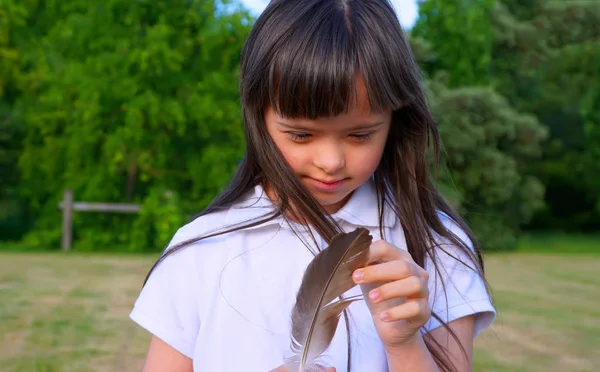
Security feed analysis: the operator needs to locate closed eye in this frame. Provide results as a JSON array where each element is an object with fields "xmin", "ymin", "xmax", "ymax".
[
  {"xmin": 351, "ymin": 133, "xmax": 372, "ymax": 141},
  {"xmin": 287, "ymin": 132, "xmax": 312, "ymax": 141}
]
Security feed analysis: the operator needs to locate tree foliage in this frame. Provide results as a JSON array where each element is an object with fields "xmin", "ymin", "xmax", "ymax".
[
  {"xmin": 426, "ymin": 80, "xmax": 547, "ymax": 249},
  {"xmin": 8, "ymin": 0, "xmax": 252, "ymax": 250},
  {"xmin": 0, "ymin": 0, "xmax": 596, "ymax": 251},
  {"xmin": 490, "ymin": 0, "xmax": 600, "ymax": 230},
  {"xmin": 413, "ymin": 1, "xmax": 549, "ymax": 249},
  {"xmin": 412, "ymin": 0, "xmax": 495, "ymax": 87},
  {"xmin": 0, "ymin": 1, "xmax": 29, "ymax": 237},
  {"xmin": 582, "ymin": 50, "xmax": 600, "ymax": 214}
]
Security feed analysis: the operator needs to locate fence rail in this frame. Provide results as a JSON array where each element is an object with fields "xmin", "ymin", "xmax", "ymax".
[{"xmin": 58, "ymin": 189, "xmax": 141, "ymax": 251}]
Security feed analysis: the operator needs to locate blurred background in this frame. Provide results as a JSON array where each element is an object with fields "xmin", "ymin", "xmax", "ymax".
[{"xmin": 0, "ymin": 0, "xmax": 598, "ymax": 371}]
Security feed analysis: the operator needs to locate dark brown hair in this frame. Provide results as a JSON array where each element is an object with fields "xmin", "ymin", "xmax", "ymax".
[{"xmin": 145, "ymin": 1, "xmax": 487, "ymax": 370}]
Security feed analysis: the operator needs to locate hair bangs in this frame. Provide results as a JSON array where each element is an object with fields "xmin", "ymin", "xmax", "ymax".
[{"xmin": 262, "ymin": 1, "xmax": 409, "ymax": 120}]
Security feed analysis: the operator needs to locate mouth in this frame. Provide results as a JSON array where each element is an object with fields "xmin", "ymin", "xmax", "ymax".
[
  {"xmin": 318, "ymin": 179, "xmax": 344, "ymax": 185},
  {"xmin": 308, "ymin": 177, "xmax": 348, "ymax": 191}
]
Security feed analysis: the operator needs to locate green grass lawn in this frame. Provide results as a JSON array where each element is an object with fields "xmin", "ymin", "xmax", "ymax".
[
  {"xmin": 0, "ymin": 242, "xmax": 598, "ymax": 371},
  {"xmin": 473, "ymin": 252, "xmax": 599, "ymax": 371}
]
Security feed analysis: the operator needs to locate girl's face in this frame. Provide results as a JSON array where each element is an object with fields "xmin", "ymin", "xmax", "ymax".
[{"xmin": 265, "ymin": 78, "xmax": 392, "ymax": 214}]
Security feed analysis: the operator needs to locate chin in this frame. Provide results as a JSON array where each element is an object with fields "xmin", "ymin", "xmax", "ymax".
[{"xmin": 315, "ymin": 193, "xmax": 352, "ymax": 212}]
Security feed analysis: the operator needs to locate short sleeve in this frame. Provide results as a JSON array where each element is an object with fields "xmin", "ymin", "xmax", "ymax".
[
  {"xmin": 129, "ymin": 230, "xmax": 201, "ymax": 358},
  {"xmin": 421, "ymin": 214, "xmax": 496, "ymax": 337}
]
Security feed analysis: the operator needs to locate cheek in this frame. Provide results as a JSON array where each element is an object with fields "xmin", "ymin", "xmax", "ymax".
[
  {"xmin": 349, "ymin": 137, "xmax": 387, "ymax": 175},
  {"xmin": 349, "ymin": 147, "xmax": 383, "ymax": 175},
  {"xmin": 271, "ymin": 137, "xmax": 308, "ymax": 171},
  {"xmin": 281, "ymin": 150, "xmax": 305, "ymax": 171}
]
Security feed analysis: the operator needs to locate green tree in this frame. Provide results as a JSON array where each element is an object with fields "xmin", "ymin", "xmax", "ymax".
[
  {"xmin": 491, "ymin": 0, "xmax": 600, "ymax": 230},
  {"xmin": 0, "ymin": 1, "xmax": 30, "ymax": 238},
  {"xmin": 15, "ymin": 0, "xmax": 253, "ymax": 250},
  {"xmin": 412, "ymin": 2, "xmax": 548, "ymax": 249},
  {"xmin": 412, "ymin": 0, "xmax": 496, "ymax": 87},
  {"xmin": 426, "ymin": 79, "xmax": 547, "ymax": 250},
  {"xmin": 582, "ymin": 52, "xmax": 600, "ymax": 214}
]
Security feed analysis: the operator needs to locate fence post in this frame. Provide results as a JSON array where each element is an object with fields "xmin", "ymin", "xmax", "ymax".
[{"xmin": 61, "ymin": 189, "xmax": 73, "ymax": 251}]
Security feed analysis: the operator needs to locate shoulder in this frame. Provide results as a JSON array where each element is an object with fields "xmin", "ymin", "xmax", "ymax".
[
  {"xmin": 128, "ymin": 210, "xmax": 235, "ymax": 359},
  {"xmin": 422, "ymin": 211, "xmax": 495, "ymax": 337},
  {"xmin": 167, "ymin": 208, "xmax": 231, "ymax": 251},
  {"xmin": 158, "ymin": 190, "xmax": 280, "ymax": 268},
  {"xmin": 166, "ymin": 184, "xmax": 278, "ymax": 253},
  {"xmin": 149, "ymin": 209, "xmax": 232, "ymax": 276},
  {"xmin": 426, "ymin": 210, "xmax": 483, "ymax": 276},
  {"xmin": 436, "ymin": 210, "xmax": 473, "ymax": 248}
]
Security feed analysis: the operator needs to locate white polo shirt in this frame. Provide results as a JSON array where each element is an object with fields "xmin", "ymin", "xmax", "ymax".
[{"xmin": 130, "ymin": 180, "xmax": 496, "ymax": 371}]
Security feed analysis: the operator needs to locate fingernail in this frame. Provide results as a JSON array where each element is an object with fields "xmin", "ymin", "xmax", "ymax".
[
  {"xmin": 369, "ymin": 290, "xmax": 380, "ymax": 302},
  {"xmin": 380, "ymin": 312, "xmax": 390, "ymax": 321},
  {"xmin": 353, "ymin": 269, "xmax": 363, "ymax": 282}
]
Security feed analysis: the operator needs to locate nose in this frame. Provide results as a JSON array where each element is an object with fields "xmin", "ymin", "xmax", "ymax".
[{"xmin": 313, "ymin": 140, "xmax": 345, "ymax": 175}]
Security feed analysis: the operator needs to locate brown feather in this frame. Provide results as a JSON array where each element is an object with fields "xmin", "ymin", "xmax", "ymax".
[{"xmin": 286, "ymin": 228, "xmax": 373, "ymax": 371}]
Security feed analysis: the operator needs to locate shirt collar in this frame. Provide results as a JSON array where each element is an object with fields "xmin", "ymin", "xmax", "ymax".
[
  {"xmin": 223, "ymin": 179, "xmax": 397, "ymax": 231},
  {"xmin": 331, "ymin": 179, "xmax": 397, "ymax": 229}
]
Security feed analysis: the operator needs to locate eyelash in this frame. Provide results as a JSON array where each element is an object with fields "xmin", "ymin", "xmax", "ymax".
[
  {"xmin": 287, "ymin": 132, "xmax": 311, "ymax": 141},
  {"xmin": 286, "ymin": 132, "xmax": 372, "ymax": 142},
  {"xmin": 352, "ymin": 133, "xmax": 372, "ymax": 141}
]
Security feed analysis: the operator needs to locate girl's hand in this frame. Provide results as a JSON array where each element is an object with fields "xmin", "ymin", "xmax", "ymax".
[{"xmin": 352, "ymin": 240, "xmax": 431, "ymax": 351}]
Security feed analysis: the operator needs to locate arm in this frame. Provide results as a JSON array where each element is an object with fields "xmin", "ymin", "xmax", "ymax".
[
  {"xmin": 142, "ymin": 336, "xmax": 193, "ymax": 372},
  {"xmin": 426, "ymin": 315, "xmax": 475, "ymax": 371},
  {"xmin": 385, "ymin": 315, "xmax": 475, "ymax": 372}
]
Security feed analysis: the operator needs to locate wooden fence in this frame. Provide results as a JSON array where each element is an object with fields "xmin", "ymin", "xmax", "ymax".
[{"xmin": 58, "ymin": 189, "xmax": 141, "ymax": 251}]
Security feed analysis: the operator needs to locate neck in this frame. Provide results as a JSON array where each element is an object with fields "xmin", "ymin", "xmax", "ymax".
[
  {"xmin": 263, "ymin": 182, "xmax": 354, "ymax": 219},
  {"xmin": 264, "ymin": 183, "xmax": 308, "ymax": 225}
]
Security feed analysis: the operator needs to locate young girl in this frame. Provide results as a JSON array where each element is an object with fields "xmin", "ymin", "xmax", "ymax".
[{"xmin": 130, "ymin": 0, "xmax": 496, "ymax": 371}]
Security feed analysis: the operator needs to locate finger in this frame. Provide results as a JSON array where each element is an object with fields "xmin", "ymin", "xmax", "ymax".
[
  {"xmin": 366, "ymin": 240, "xmax": 413, "ymax": 264},
  {"xmin": 379, "ymin": 298, "xmax": 431, "ymax": 323},
  {"xmin": 367, "ymin": 276, "xmax": 429, "ymax": 304},
  {"xmin": 353, "ymin": 260, "xmax": 425, "ymax": 284},
  {"xmin": 360, "ymin": 281, "xmax": 406, "ymax": 316}
]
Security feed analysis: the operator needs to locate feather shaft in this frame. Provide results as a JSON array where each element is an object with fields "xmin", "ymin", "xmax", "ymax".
[{"xmin": 287, "ymin": 228, "xmax": 373, "ymax": 371}]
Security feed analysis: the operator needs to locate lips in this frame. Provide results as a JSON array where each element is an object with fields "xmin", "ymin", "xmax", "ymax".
[
  {"xmin": 307, "ymin": 177, "xmax": 348, "ymax": 191},
  {"xmin": 316, "ymin": 179, "xmax": 344, "ymax": 185}
]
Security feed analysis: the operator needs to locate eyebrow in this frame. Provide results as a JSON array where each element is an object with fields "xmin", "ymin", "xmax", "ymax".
[{"xmin": 276, "ymin": 121, "xmax": 384, "ymax": 131}]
